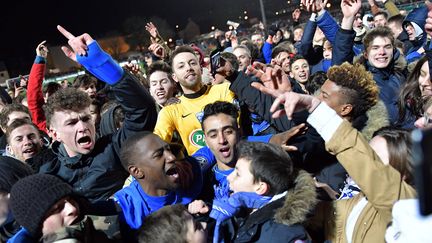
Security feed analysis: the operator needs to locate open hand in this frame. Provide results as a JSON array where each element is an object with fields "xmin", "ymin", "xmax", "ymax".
[
  {"xmin": 270, "ymin": 92, "xmax": 321, "ymax": 120},
  {"xmin": 14, "ymin": 83, "xmax": 25, "ymax": 98},
  {"xmin": 248, "ymin": 62, "xmax": 292, "ymax": 97},
  {"xmin": 341, "ymin": 0, "xmax": 362, "ymax": 19},
  {"xmin": 148, "ymin": 43, "xmax": 165, "ymax": 58},
  {"xmin": 145, "ymin": 22, "xmax": 159, "ymax": 38}
]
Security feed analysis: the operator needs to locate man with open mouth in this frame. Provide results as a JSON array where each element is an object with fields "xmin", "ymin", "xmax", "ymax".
[
  {"xmin": 114, "ymin": 131, "xmax": 203, "ymax": 230},
  {"xmin": 148, "ymin": 61, "xmax": 178, "ymax": 110},
  {"xmin": 4, "ymin": 119, "xmax": 43, "ymax": 165},
  {"xmin": 32, "ymin": 26, "xmax": 158, "ymax": 205}
]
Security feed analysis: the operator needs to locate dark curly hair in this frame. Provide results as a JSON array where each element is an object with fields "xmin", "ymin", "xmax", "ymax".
[
  {"xmin": 327, "ymin": 62, "xmax": 379, "ymax": 119},
  {"xmin": 169, "ymin": 45, "xmax": 197, "ymax": 68},
  {"xmin": 44, "ymin": 88, "xmax": 91, "ymax": 127}
]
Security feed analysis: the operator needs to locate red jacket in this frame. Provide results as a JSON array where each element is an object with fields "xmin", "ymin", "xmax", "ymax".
[{"xmin": 27, "ymin": 62, "xmax": 47, "ymax": 132}]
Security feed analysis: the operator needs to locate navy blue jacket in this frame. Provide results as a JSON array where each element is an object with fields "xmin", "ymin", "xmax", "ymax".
[
  {"xmin": 218, "ymin": 170, "xmax": 316, "ymax": 243},
  {"xmin": 34, "ymin": 72, "xmax": 157, "ymax": 203},
  {"xmin": 297, "ymin": 20, "xmax": 324, "ymax": 68},
  {"xmin": 333, "ymin": 28, "xmax": 407, "ymax": 125}
]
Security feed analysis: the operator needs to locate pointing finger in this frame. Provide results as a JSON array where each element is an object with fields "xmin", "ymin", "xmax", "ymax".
[
  {"xmin": 38, "ymin": 40, "xmax": 47, "ymax": 47},
  {"xmin": 57, "ymin": 25, "xmax": 75, "ymax": 40}
]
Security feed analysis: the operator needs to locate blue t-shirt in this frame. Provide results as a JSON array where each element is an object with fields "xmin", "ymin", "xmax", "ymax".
[{"xmin": 114, "ymin": 157, "xmax": 202, "ymax": 229}]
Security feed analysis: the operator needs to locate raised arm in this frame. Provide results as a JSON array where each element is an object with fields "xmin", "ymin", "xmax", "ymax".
[
  {"xmin": 297, "ymin": 0, "xmax": 326, "ymax": 65},
  {"xmin": 27, "ymin": 41, "xmax": 48, "ymax": 132},
  {"xmin": 332, "ymin": 0, "xmax": 361, "ymax": 65},
  {"xmin": 145, "ymin": 22, "xmax": 172, "ymax": 60},
  {"xmin": 269, "ymin": 91, "xmax": 416, "ymax": 212},
  {"xmin": 57, "ymin": 25, "xmax": 157, "ymax": 153},
  {"xmin": 316, "ymin": 9, "xmax": 339, "ymax": 45}
]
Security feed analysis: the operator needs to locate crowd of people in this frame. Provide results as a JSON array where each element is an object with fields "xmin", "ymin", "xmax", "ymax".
[{"xmin": 1, "ymin": 0, "xmax": 432, "ymax": 242}]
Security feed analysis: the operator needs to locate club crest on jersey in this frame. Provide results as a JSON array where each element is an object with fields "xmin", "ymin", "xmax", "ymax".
[{"xmin": 195, "ymin": 111, "xmax": 204, "ymax": 123}]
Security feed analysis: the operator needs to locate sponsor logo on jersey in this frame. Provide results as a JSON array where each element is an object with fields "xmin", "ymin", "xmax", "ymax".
[{"xmin": 189, "ymin": 129, "xmax": 206, "ymax": 148}]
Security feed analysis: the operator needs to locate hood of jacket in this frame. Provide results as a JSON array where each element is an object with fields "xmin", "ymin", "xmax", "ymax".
[
  {"xmin": 403, "ymin": 6, "xmax": 428, "ymax": 47},
  {"xmin": 274, "ymin": 170, "xmax": 318, "ymax": 226},
  {"xmin": 359, "ymin": 100, "xmax": 390, "ymax": 141}
]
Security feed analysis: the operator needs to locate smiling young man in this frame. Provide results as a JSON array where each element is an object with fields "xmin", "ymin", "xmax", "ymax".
[
  {"xmin": 289, "ymin": 55, "xmax": 311, "ymax": 94},
  {"xmin": 333, "ymin": 0, "xmax": 407, "ymax": 126},
  {"xmin": 147, "ymin": 61, "xmax": 177, "ymax": 109},
  {"xmin": 0, "ymin": 103, "xmax": 32, "ymax": 150},
  {"xmin": 5, "ymin": 119, "xmax": 43, "ymax": 165},
  {"xmin": 153, "ymin": 45, "xmax": 236, "ymax": 155},
  {"xmin": 32, "ymin": 26, "xmax": 157, "ymax": 204}
]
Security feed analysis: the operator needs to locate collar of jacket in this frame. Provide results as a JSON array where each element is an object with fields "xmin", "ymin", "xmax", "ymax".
[
  {"xmin": 274, "ymin": 170, "xmax": 318, "ymax": 226},
  {"xmin": 52, "ymin": 142, "xmax": 92, "ymax": 169}
]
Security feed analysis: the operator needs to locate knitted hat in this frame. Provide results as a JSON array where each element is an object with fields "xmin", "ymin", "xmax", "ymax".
[
  {"xmin": 10, "ymin": 174, "xmax": 74, "ymax": 238},
  {"xmin": 0, "ymin": 156, "xmax": 33, "ymax": 193}
]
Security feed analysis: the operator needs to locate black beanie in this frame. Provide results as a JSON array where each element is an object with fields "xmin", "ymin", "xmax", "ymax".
[
  {"xmin": 10, "ymin": 174, "xmax": 74, "ymax": 238},
  {"xmin": 0, "ymin": 156, "xmax": 34, "ymax": 193}
]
